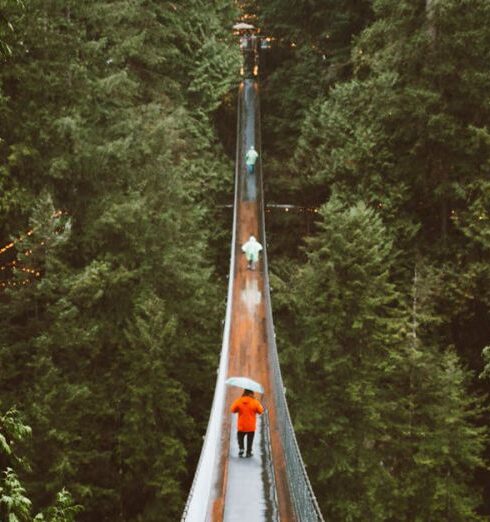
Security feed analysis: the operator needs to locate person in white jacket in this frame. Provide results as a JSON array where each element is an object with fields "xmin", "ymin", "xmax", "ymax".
[{"xmin": 241, "ymin": 235, "xmax": 263, "ymax": 271}]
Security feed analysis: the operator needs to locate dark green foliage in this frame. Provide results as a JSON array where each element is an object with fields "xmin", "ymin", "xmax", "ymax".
[
  {"xmin": 262, "ymin": 0, "xmax": 490, "ymax": 517},
  {"xmin": 280, "ymin": 199, "xmax": 486, "ymax": 520},
  {"xmin": 0, "ymin": 0, "xmax": 238, "ymax": 520},
  {"xmin": 1, "ymin": 0, "xmax": 489, "ymax": 519},
  {"xmin": 0, "ymin": 405, "xmax": 81, "ymax": 521},
  {"xmin": 290, "ymin": 0, "xmax": 490, "ymax": 371},
  {"xmin": 0, "ymin": 468, "xmax": 33, "ymax": 522},
  {"xmin": 256, "ymin": 0, "xmax": 374, "ymax": 137},
  {"xmin": 34, "ymin": 489, "xmax": 81, "ymax": 522},
  {"xmin": 0, "ymin": 0, "xmax": 24, "ymax": 60},
  {"xmin": 281, "ymin": 200, "xmax": 401, "ymax": 520}
]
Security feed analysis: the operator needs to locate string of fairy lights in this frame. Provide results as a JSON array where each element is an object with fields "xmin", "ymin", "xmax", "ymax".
[
  {"xmin": 0, "ymin": 204, "xmax": 486, "ymax": 291},
  {"xmin": 0, "ymin": 210, "xmax": 66, "ymax": 290}
]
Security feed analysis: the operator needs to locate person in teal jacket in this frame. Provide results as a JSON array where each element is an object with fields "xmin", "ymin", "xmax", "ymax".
[{"xmin": 245, "ymin": 146, "xmax": 259, "ymax": 174}]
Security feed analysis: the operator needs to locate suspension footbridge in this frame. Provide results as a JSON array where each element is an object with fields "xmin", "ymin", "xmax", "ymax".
[{"xmin": 182, "ymin": 55, "xmax": 324, "ymax": 521}]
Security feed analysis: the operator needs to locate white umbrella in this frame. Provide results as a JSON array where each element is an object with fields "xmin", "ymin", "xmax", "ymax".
[
  {"xmin": 233, "ymin": 22, "xmax": 255, "ymax": 30},
  {"xmin": 225, "ymin": 376, "xmax": 264, "ymax": 394}
]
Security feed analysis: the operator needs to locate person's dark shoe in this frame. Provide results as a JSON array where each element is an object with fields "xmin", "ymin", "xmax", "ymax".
[
  {"xmin": 239, "ymin": 450, "xmax": 244, "ymax": 458},
  {"xmin": 246, "ymin": 452, "xmax": 253, "ymax": 458}
]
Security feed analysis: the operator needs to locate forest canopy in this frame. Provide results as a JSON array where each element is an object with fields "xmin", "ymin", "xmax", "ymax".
[
  {"xmin": 1, "ymin": 0, "xmax": 489, "ymax": 520},
  {"xmin": 255, "ymin": 0, "xmax": 490, "ymax": 519},
  {"xmin": 1, "ymin": 1, "xmax": 239, "ymax": 520}
]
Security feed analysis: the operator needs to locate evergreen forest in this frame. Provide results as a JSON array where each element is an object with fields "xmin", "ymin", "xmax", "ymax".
[{"xmin": 1, "ymin": 0, "xmax": 489, "ymax": 521}]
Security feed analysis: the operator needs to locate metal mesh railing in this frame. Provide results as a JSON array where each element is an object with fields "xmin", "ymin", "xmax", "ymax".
[{"xmin": 260, "ymin": 408, "xmax": 280, "ymax": 520}]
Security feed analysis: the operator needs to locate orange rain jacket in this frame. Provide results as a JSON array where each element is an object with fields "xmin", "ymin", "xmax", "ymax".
[{"xmin": 230, "ymin": 395, "xmax": 264, "ymax": 432}]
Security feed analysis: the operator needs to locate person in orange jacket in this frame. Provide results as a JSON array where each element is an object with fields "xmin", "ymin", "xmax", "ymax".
[{"xmin": 230, "ymin": 389, "xmax": 264, "ymax": 458}]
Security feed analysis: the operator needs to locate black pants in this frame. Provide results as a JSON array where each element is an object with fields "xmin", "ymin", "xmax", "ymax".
[{"xmin": 237, "ymin": 431, "xmax": 255, "ymax": 454}]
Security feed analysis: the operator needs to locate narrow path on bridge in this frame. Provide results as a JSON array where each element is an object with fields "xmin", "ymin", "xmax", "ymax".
[{"xmin": 222, "ymin": 199, "xmax": 270, "ymax": 521}]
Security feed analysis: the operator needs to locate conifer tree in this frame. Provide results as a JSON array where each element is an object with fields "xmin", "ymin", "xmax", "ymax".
[
  {"xmin": 282, "ymin": 198, "xmax": 487, "ymax": 520},
  {"xmin": 284, "ymin": 198, "xmax": 403, "ymax": 519},
  {"xmin": 0, "ymin": 0, "xmax": 239, "ymax": 519},
  {"xmin": 251, "ymin": 0, "xmax": 490, "ymax": 513}
]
